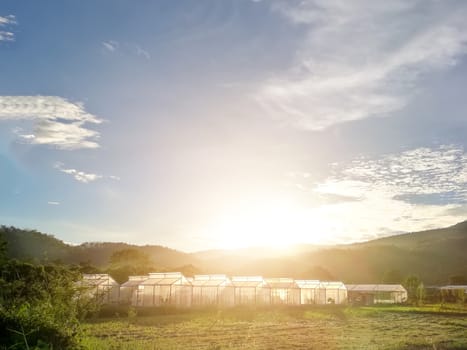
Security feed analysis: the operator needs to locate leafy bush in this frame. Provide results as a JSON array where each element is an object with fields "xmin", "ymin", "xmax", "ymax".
[{"xmin": 0, "ymin": 259, "xmax": 94, "ymax": 349}]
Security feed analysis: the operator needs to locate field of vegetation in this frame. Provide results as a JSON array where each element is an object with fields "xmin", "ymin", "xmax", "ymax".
[
  {"xmin": 81, "ymin": 304, "xmax": 467, "ymax": 350},
  {"xmin": 1, "ymin": 227, "xmax": 466, "ymax": 349}
]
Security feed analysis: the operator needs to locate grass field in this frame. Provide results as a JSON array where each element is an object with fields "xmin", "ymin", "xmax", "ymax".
[{"xmin": 81, "ymin": 304, "xmax": 467, "ymax": 350}]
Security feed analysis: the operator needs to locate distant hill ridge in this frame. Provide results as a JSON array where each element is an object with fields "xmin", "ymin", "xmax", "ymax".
[
  {"xmin": 356, "ymin": 220, "xmax": 467, "ymax": 248},
  {"xmin": 1, "ymin": 220, "xmax": 466, "ymax": 284},
  {"xmin": 0, "ymin": 226, "xmax": 197, "ymax": 269}
]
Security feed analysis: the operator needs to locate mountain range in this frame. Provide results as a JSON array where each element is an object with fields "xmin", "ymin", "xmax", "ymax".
[{"xmin": 1, "ymin": 221, "xmax": 466, "ymax": 285}]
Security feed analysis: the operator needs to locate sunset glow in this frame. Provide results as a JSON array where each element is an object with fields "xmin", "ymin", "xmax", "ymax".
[
  {"xmin": 1, "ymin": 1, "xmax": 467, "ymax": 251},
  {"xmin": 205, "ymin": 200, "xmax": 327, "ymax": 249}
]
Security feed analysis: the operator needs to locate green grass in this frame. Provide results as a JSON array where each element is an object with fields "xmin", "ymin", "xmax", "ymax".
[{"xmin": 81, "ymin": 304, "xmax": 467, "ymax": 350}]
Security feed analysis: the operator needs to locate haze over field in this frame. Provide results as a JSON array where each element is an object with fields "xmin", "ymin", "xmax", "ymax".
[{"xmin": 1, "ymin": 1, "xmax": 467, "ymax": 251}]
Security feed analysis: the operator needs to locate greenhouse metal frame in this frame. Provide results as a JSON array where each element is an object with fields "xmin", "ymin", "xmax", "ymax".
[
  {"xmin": 295, "ymin": 280, "xmax": 322, "ymax": 304},
  {"xmin": 120, "ymin": 275, "xmax": 148, "ymax": 305},
  {"xmin": 85, "ymin": 271, "xmax": 355, "ymax": 307},
  {"xmin": 190, "ymin": 274, "xmax": 235, "ymax": 306},
  {"xmin": 81, "ymin": 273, "xmax": 120, "ymax": 304},
  {"xmin": 346, "ymin": 284, "xmax": 407, "ymax": 304},
  {"xmin": 231, "ymin": 276, "xmax": 271, "ymax": 305},
  {"xmin": 319, "ymin": 281, "xmax": 347, "ymax": 304},
  {"xmin": 265, "ymin": 278, "xmax": 301, "ymax": 305},
  {"xmin": 137, "ymin": 272, "xmax": 192, "ymax": 307}
]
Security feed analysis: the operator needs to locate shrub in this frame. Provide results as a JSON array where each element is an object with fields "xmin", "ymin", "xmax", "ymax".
[{"xmin": 0, "ymin": 260, "xmax": 94, "ymax": 349}]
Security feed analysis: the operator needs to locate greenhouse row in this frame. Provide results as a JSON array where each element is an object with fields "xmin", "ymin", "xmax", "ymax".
[{"xmin": 82, "ymin": 273, "xmax": 408, "ymax": 307}]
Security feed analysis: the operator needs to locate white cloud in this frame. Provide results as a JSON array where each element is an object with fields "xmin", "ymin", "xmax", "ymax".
[
  {"xmin": 0, "ymin": 15, "xmax": 16, "ymax": 42},
  {"xmin": 102, "ymin": 40, "xmax": 119, "ymax": 52},
  {"xmin": 337, "ymin": 145, "xmax": 467, "ymax": 198},
  {"xmin": 0, "ymin": 15, "xmax": 15, "ymax": 26},
  {"xmin": 135, "ymin": 45, "xmax": 150, "ymax": 60},
  {"xmin": 0, "ymin": 31, "xmax": 14, "ymax": 41},
  {"xmin": 0, "ymin": 96, "xmax": 102, "ymax": 149},
  {"xmin": 47, "ymin": 201, "xmax": 60, "ymax": 205},
  {"xmin": 101, "ymin": 40, "xmax": 150, "ymax": 59},
  {"xmin": 256, "ymin": 1, "xmax": 467, "ymax": 130},
  {"xmin": 54, "ymin": 162, "xmax": 120, "ymax": 184},
  {"xmin": 54, "ymin": 162, "xmax": 103, "ymax": 184},
  {"xmin": 307, "ymin": 145, "xmax": 467, "ymax": 241}
]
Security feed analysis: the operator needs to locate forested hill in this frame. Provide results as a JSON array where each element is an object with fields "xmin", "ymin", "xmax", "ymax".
[
  {"xmin": 0, "ymin": 226, "xmax": 70, "ymax": 262},
  {"xmin": 192, "ymin": 221, "xmax": 467, "ymax": 284},
  {"xmin": 1, "ymin": 221, "xmax": 466, "ymax": 285},
  {"xmin": 0, "ymin": 226, "xmax": 197, "ymax": 270}
]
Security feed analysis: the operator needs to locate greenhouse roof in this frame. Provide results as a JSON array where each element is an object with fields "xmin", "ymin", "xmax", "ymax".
[
  {"xmin": 231, "ymin": 276, "xmax": 266, "ymax": 288},
  {"xmin": 440, "ymin": 285, "xmax": 467, "ymax": 291},
  {"xmin": 82, "ymin": 274, "xmax": 118, "ymax": 287},
  {"xmin": 121, "ymin": 276, "xmax": 148, "ymax": 287},
  {"xmin": 136, "ymin": 272, "xmax": 190, "ymax": 286},
  {"xmin": 346, "ymin": 284, "xmax": 406, "ymax": 292},
  {"xmin": 148, "ymin": 272, "xmax": 185, "ymax": 279},
  {"xmin": 265, "ymin": 278, "xmax": 298, "ymax": 289},
  {"xmin": 192, "ymin": 279, "xmax": 231, "ymax": 287},
  {"xmin": 295, "ymin": 280, "xmax": 321, "ymax": 288},
  {"xmin": 320, "ymin": 281, "xmax": 346, "ymax": 289},
  {"xmin": 141, "ymin": 277, "xmax": 187, "ymax": 286},
  {"xmin": 192, "ymin": 275, "xmax": 232, "ymax": 287},
  {"xmin": 194, "ymin": 274, "xmax": 229, "ymax": 280}
]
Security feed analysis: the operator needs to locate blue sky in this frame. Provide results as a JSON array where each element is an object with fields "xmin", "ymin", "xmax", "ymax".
[{"xmin": 1, "ymin": 0, "xmax": 467, "ymax": 251}]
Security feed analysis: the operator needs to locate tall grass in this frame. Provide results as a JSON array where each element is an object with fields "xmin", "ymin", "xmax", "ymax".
[{"xmin": 82, "ymin": 304, "xmax": 467, "ymax": 350}]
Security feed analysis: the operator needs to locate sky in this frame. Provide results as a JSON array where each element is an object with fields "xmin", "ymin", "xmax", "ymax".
[{"xmin": 1, "ymin": 0, "xmax": 467, "ymax": 252}]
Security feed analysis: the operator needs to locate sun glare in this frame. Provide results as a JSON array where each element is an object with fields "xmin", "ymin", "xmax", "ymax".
[{"xmin": 206, "ymin": 199, "xmax": 332, "ymax": 250}]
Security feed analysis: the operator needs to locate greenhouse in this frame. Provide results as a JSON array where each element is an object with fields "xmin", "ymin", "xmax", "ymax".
[
  {"xmin": 231, "ymin": 276, "xmax": 271, "ymax": 305},
  {"xmin": 137, "ymin": 272, "xmax": 192, "ymax": 307},
  {"xmin": 81, "ymin": 274, "xmax": 120, "ymax": 304},
  {"xmin": 265, "ymin": 278, "xmax": 301, "ymax": 305},
  {"xmin": 295, "ymin": 280, "xmax": 321, "ymax": 304},
  {"xmin": 439, "ymin": 285, "xmax": 467, "ymax": 303},
  {"xmin": 119, "ymin": 275, "xmax": 148, "ymax": 305},
  {"xmin": 346, "ymin": 284, "xmax": 407, "ymax": 304},
  {"xmin": 190, "ymin": 274, "xmax": 235, "ymax": 306},
  {"xmin": 319, "ymin": 281, "xmax": 347, "ymax": 304},
  {"xmin": 295, "ymin": 280, "xmax": 347, "ymax": 304}
]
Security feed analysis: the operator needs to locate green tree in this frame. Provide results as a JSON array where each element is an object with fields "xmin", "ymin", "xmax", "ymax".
[
  {"xmin": 78, "ymin": 260, "xmax": 101, "ymax": 274},
  {"xmin": 0, "ymin": 260, "xmax": 91, "ymax": 349},
  {"xmin": 0, "ymin": 234, "xmax": 95, "ymax": 349},
  {"xmin": 416, "ymin": 282, "xmax": 426, "ymax": 305},
  {"xmin": 173, "ymin": 264, "xmax": 203, "ymax": 277},
  {"xmin": 107, "ymin": 248, "xmax": 156, "ymax": 284},
  {"xmin": 0, "ymin": 233, "xmax": 7, "ymax": 265},
  {"xmin": 403, "ymin": 275, "xmax": 422, "ymax": 304},
  {"xmin": 109, "ymin": 248, "xmax": 152, "ymax": 267}
]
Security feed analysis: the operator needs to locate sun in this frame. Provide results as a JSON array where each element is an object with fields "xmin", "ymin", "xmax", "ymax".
[{"xmin": 205, "ymin": 198, "xmax": 331, "ymax": 250}]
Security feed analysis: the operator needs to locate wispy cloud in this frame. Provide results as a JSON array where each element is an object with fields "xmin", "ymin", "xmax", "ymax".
[
  {"xmin": 47, "ymin": 201, "xmax": 60, "ymax": 205},
  {"xmin": 54, "ymin": 162, "xmax": 120, "ymax": 184},
  {"xmin": 306, "ymin": 145, "xmax": 467, "ymax": 240},
  {"xmin": 335, "ymin": 145, "xmax": 467, "ymax": 201},
  {"xmin": 0, "ymin": 15, "xmax": 15, "ymax": 26},
  {"xmin": 0, "ymin": 31, "xmax": 14, "ymax": 42},
  {"xmin": 102, "ymin": 40, "xmax": 119, "ymax": 52},
  {"xmin": 102, "ymin": 40, "xmax": 150, "ymax": 59},
  {"xmin": 54, "ymin": 162, "xmax": 103, "ymax": 184},
  {"xmin": 0, "ymin": 96, "xmax": 102, "ymax": 150},
  {"xmin": 256, "ymin": 1, "xmax": 467, "ymax": 130},
  {"xmin": 0, "ymin": 14, "xmax": 16, "ymax": 42},
  {"xmin": 135, "ymin": 45, "xmax": 150, "ymax": 60}
]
